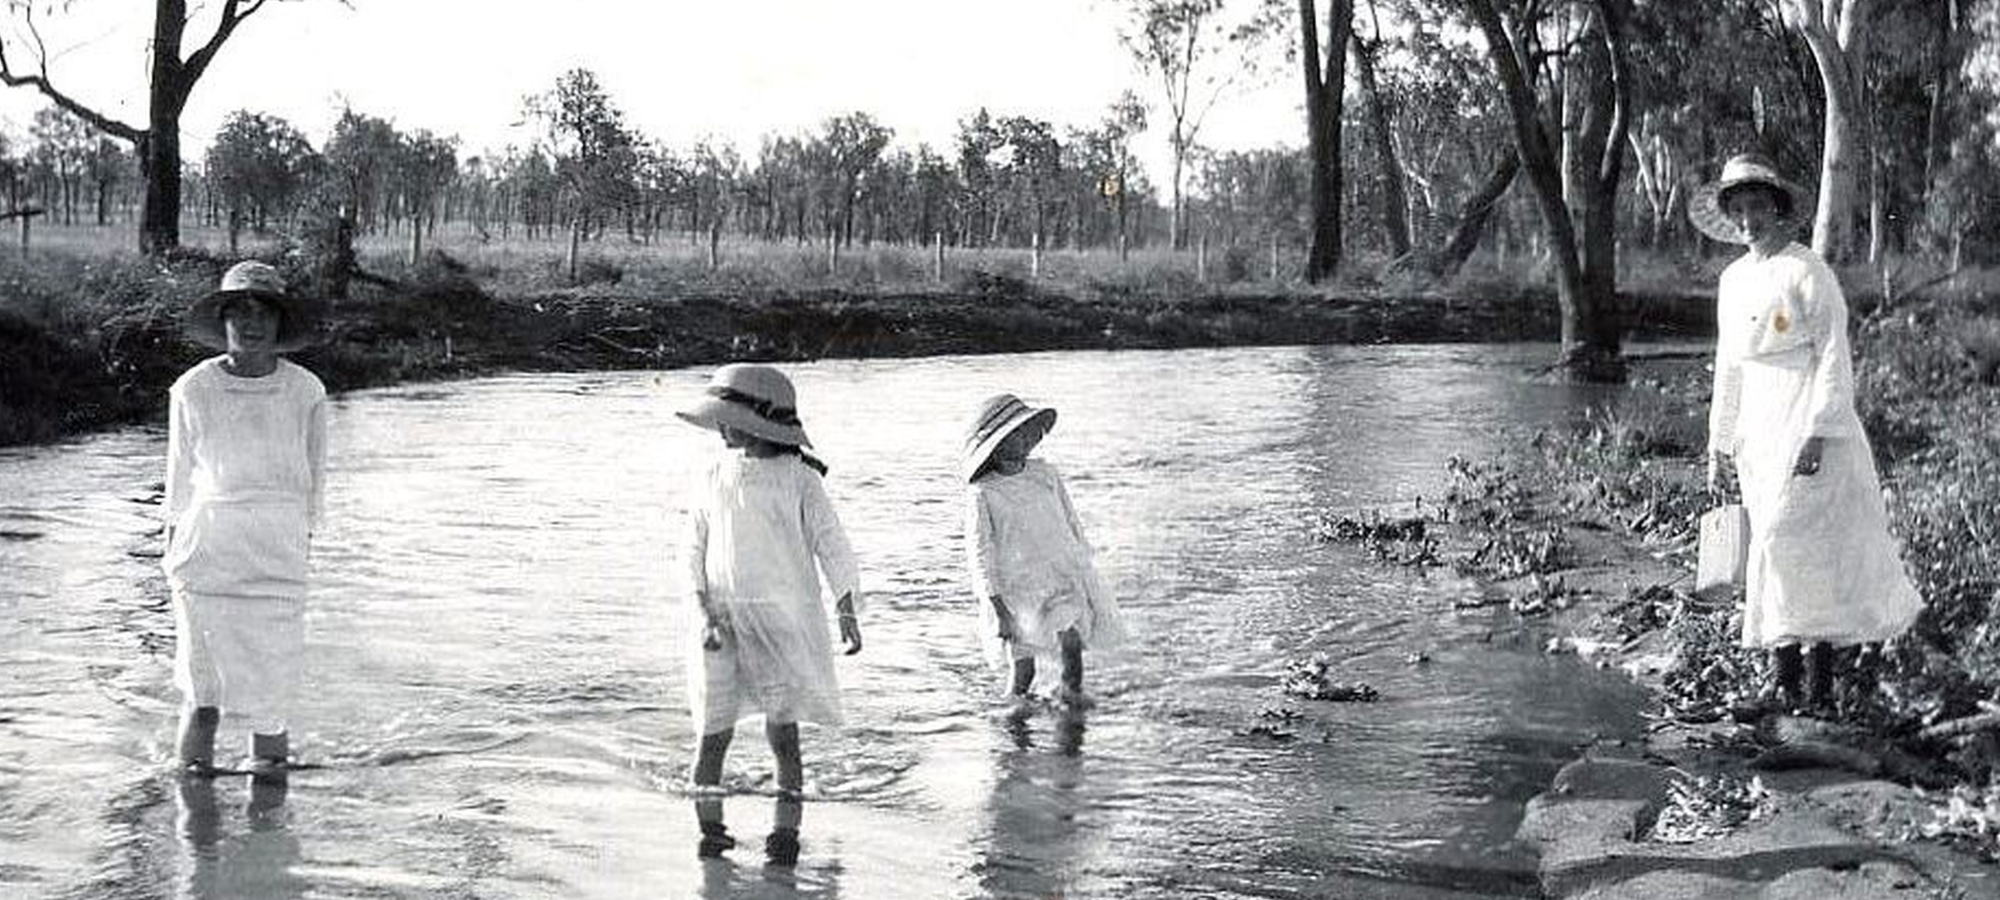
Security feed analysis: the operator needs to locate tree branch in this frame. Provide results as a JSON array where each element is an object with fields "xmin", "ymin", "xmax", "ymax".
[
  {"xmin": 182, "ymin": 0, "xmax": 271, "ymax": 89},
  {"xmin": 0, "ymin": 7, "xmax": 144, "ymax": 143},
  {"xmin": 1596, "ymin": 0, "xmax": 1631, "ymax": 191}
]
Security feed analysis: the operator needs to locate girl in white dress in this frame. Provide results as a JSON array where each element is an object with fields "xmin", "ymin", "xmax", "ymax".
[
  {"xmin": 164, "ymin": 261, "xmax": 326, "ymax": 775},
  {"xmin": 1690, "ymin": 154, "xmax": 1923, "ymax": 716},
  {"xmin": 676, "ymin": 363, "xmax": 861, "ymax": 865},
  {"xmin": 961, "ymin": 393, "xmax": 1125, "ymax": 713}
]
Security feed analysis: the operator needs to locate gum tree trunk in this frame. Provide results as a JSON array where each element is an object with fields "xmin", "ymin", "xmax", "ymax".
[
  {"xmin": 1299, "ymin": 0, "xmax": 1353, "ymax": 283},
  {"xmin": 0, "ymin": 0, "xmax": 279, "ymax": 254}
]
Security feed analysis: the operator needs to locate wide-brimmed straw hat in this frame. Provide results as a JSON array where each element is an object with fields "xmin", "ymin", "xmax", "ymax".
[
  {"xmin": 1688, "ymin": 153, "xmax": 1810, "ymax": 245},
  {"xmin": 184, "ymin": 261, "xmax": 320, "ymax": 352},
  {"xmin": 961, "ymin": 393, "xmax": 1057, "ymax": 482},
  {"xmin": 676, "ymin": 363, "xmax": 814, "ymax": 448}
]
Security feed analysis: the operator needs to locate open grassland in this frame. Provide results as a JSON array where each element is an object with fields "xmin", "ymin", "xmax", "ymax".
[
  {"xmin": 1, "ymin": 219, "xmax": 1989, "ymax": 450},
  {"xmin": 34, "ymin": 217, "xmax": 1755, "ymax": 303}
]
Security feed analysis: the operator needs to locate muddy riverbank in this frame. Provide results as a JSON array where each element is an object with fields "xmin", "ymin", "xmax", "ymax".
[
  {"xmin": 0, "ymin": 255, "xmax": 1714, "ymax": 446},
  {"xmin": 1318, "ymin": 349, "xmax": 2000, "ymax": 898}
]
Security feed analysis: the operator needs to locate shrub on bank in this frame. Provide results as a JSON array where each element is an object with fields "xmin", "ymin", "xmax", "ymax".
[
  {"xmin": 1410, "ymin": 287, "xmax": 2000, "ymax": 840},
  {"xmin": 0, "ymin": 251, "xmax": 224, "ymax": 444}
]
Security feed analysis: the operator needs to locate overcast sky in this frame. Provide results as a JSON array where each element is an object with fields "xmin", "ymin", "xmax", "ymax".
[{"xmin": 0, "ymin": 0, "xmax": 1305, "ymax": 188}]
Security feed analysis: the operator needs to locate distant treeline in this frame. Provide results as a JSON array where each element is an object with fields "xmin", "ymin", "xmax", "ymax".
[{"xmin": 3, "ymin": 0, "xmax": 1995, "ymax": 269}]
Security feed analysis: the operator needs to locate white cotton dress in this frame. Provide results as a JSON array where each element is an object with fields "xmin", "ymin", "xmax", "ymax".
[
  {"xmin": 163, "ymin": 357, "xmax": 327, "ymax": 732},
  {"xmin": 964, "ymin": 459, "xmax": 1127, "ymax": 683},
  {"xmin": 682, "ymin": 453, "xmax": 859, "ymax": 735},
  {"xmin": 1708, "ymin": 243, "xmax": 1923, "ymax": 648}
]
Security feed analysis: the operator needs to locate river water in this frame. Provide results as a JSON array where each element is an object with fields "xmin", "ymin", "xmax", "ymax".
[{"xmin": 0, "ymin": 344, "xmax": 1656, "ymax": 899}]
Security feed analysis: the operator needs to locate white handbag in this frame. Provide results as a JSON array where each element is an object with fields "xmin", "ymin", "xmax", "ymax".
[{"xmin": 1695, "ymin": 504, "xmax": 1749, "ymax": 599}]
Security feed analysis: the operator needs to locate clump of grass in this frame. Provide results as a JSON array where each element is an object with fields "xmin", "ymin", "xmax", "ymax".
[
  {"xmin": 1957, "ymin": 318, "xmax": 2000, "ymax": 386},
  {"xmin": 1648, "ymin": 770, "xmax": 1776, "ymax": 843}
]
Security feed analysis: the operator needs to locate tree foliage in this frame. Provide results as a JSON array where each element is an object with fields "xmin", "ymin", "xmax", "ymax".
[
  {"xmin": 0, "ymin": 0, "xmax": 1992, "ymax": 278},
  {"xmin": 205, "ymin": 109, "xmax": 315, "ymax": 241}
]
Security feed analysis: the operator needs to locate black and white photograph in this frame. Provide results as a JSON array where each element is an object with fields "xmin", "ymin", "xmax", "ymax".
[{"xmin": 2, "ymin": 1, "xmax": 1999, "ymax": 898}]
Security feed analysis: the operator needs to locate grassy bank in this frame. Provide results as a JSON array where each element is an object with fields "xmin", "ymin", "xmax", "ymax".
[
  {"xmin": 1318, "ymin": 276, "xmax": 2000, "ymax": 854},
  {"xmin": 0, "ymin": 228, "xmax": 1718, "ymax": 447}
]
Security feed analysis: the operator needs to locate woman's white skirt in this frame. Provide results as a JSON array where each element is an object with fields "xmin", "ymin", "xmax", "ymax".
[{"xmin": 173, "ymin": 590, "xmax": 305, "ymax": 732}]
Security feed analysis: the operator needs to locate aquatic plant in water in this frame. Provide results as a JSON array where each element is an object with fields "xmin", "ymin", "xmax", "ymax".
[
  {"xmin": 1280, "ymin": 653, "xmax": 1380, "ymax": 703},
  {"xmin": 1312, "ymin": 508, "xmax": 1442, "ymax": 569}
]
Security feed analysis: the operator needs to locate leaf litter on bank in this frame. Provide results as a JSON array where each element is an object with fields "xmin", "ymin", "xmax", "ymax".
[{"xmin": 1648, "ymin": 769, "xmax": 1776, "ymax": 843}]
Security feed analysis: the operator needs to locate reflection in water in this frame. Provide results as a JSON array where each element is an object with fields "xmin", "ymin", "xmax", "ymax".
[
  {"xmin": 173, "ymin": 774, "xmax": 302, "ymax": 900},
  {"xmin": 0, "ymin": 346, "xmax": 1690, "ymax": 899},
  {"xmin": 693, "ymin": 792, "xmax": 842, "ymax": 899},
  {"xmin": 980, "ymin": 710, "xmax": 1092, "ymax": 899}
]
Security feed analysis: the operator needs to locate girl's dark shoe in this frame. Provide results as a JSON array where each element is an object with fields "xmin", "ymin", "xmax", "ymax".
[
  {"xmin": 765, "ymin": 826, "xmax": 800, "ymax": 867},
  {"xmin": 698, "ymin": 821, "xmax": 736, "ymax": 859}
]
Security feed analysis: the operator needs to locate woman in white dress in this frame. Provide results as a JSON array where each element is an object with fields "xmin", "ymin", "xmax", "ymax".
[
  {"xmin": 1691, "ymin": 154, "xmax": 1923, "ymax": 716},
  {"xmin": 164, "ymin": 261, "xmax": 326, "ymax": 774}
]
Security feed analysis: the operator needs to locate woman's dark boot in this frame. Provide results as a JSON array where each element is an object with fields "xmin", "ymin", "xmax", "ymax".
[
  {"xmin": 1771, "ymin": 644, "xmax": 1804, "ymax": 713},
  {"xmin": 1804, "ymin": 642, "xmax": 1836, "ymax": 716}
]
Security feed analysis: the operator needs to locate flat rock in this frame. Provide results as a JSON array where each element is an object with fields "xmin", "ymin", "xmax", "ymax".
[
  {"xmin": 1751, "ymin": 741, "xmax": 1883, "ymax": 777},
  {"xmin": 1519, "ymin": 796, "xmax": 1647, "ymax": 852},
  {"xmin": 1573, "ymin": 859, "xmax": 1925, "ymax": 900},
  {"xmin": 1764, "ymin": 715, "xmax": 1869, "ymax": 747},
  {"xmin": 1539, "ymin": 803, "xmax": 1908, "ymax": 896},
  {"xmin": 1550, "ymin": 757, "xmax": 1675, "ymax": 825},
  {"xmin": 1801, "ymin": 779, "xmax": 1930, "ymax": 837}
]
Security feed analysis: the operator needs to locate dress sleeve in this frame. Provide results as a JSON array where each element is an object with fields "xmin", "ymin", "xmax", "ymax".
[
  {"xmin": 801, "ymin": 470, "xmax": 860, "ymax": 607},
  {"xmin": 1707, "ymin": 284, "xmax": 1742, "ymax": 460},
  {"xmin": 964, "ymin": 487, "xmax": 1001, "ymax": 602},
  {"xmin": 1800, "ymin": 257, "xmax": 1859, "ymax": 440},
  {"xmin": 164, "ymin": 382, "xmax": 194, "ymax": 527},
  {"xmin": 682, "ymin": 468, "xmax": 710, "ymax": 599},
  {"xmin": 1051, "ymin": 467, "xmax": 1094, "ymax": 555},
  {"xmin": 306, "ymin": 394, "xmax": 328, "ymax": 531}
]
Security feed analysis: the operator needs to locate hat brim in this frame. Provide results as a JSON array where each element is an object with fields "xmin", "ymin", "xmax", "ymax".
[
  {"xmin": 185, "ymin": 289, "xmax": 320, "ymax": 352},
  {"xmin": 960, "ymin": 406, "xmax": 1056, "ymax": 482},
  {"xmin": 1688, "ymin": 174, "xmax": 1809, "ymax": 245},
  {"xmin": 676, "ymin": 397, "xmax": 813, "ymax": 448}
]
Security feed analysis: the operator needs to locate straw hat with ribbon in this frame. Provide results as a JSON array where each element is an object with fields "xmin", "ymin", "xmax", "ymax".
[
  {"xmin": 1688, "ymin": 153, "xmax": 1810, "ymax": 245},
  {"xmin": 960, "ymin": 393, "xmax": 1057, "ymax": 483},
  {"xmin": 677, "ymin": 364, "xmax": 815, "ymax": 449},
  {"xmin": 184, "ymin": 260, "xmax": 320, "ymax": 352}
]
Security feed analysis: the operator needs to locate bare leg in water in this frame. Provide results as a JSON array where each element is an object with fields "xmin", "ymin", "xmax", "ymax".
[
  {"xmin": 178, "ymin": 706, "xmax": 219, "ymax": 775},
  {"xmin": 693, "ymin": 730, "xmax": 736, "ymax": 858},
  {"xmin": 1007, "ymin": 655, "xmax": 1036, "ymax": 717},
  {"xmin": 250, "ymin": 731, "xmax": 289, "ymax": 772},
  {"xmin": 1056, "ymin": 628, "xmax": 1094, "ymax": 710},
  {"xmin": 766, "ymin": 720, "xmax": 803, "ymax": 866}
]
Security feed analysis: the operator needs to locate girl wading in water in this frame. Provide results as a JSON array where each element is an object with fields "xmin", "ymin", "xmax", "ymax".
[
  {"xmin": 1692, "ymin": 154, "xmax": 1923, "ymax": 717},
  {"xmin": 961, "ymin": 393, "xmax": 1126, "ymax": 715},
  {"xmin": 164, "ymin": 261, "xmax": 327, "ymax": 775},
  {"xmin": 676, "ymin": 364, "xmax": 862, "ymax": 866}
]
